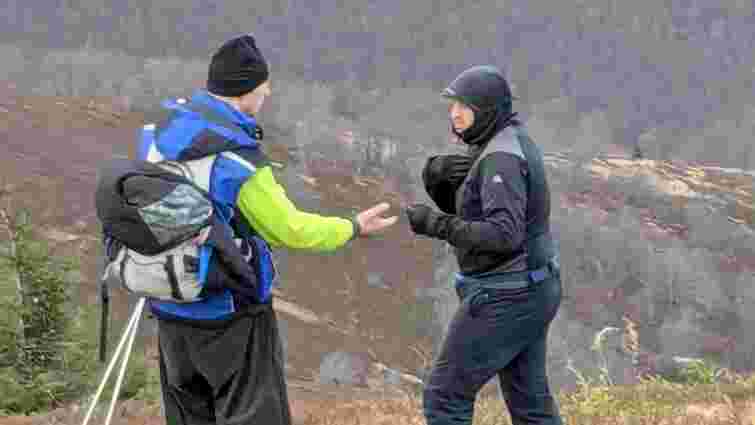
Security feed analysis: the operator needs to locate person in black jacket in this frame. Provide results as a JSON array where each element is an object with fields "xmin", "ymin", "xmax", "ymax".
[{"xmin": 406, "ymin": 65, "xmax": 563, "ymax": 425}]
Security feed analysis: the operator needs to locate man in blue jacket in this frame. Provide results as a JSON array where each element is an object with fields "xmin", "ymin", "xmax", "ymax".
[
  {"xmin": 406, "ymin": 65, "xmax": 563, "ymax": 425},
  {"xmin": 141, "ymin": 34, "xmax": 397, "ymax": 425}
]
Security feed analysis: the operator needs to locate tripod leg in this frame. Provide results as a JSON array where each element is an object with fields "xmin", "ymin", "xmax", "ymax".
[
  {"xmin": 81, "ymin": 297, "xmax": 145, "ymax": 425},
  {"xmin": 99, "ymin": 277, "xmax": 110, "ymax": 364},
  {"xmin": 104, "ymin": 297, "xmax": 144, "ymax": 425}
]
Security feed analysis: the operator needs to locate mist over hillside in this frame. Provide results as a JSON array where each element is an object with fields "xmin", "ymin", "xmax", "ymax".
[{"xmin": 2, "ymin": 0, "xmax": 755, "ymax": 163}]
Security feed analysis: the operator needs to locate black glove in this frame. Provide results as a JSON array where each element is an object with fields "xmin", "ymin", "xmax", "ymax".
[
  {"xmin": 422, "ymin": 155, "xmax": 473, "ymax": 215},
  {"xmin": 422, "ymin": 154, "xmax": 473, "ymax": 189},
  {"xmin": 405, "ymin": 204, "xmax": 452, "ymax": 239}
]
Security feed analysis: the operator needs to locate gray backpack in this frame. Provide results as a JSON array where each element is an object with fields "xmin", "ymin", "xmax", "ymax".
[{"xmin": 95, "ymin": 155, "xmax": 260, "ymax": 303}]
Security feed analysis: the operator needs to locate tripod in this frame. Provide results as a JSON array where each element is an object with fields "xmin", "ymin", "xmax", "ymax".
[{"xmin": 81, "ymin": 296, "xmax": 146, "ymax": 425}]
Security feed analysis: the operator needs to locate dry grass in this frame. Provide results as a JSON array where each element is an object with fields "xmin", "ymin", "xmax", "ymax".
[
  {"xmin": 5, "ymin": 389, "xmax": 755, "ymax": 425},
  {"xmin": 294, "ymin": 375, "xmax": 755, "ymax": 425}
]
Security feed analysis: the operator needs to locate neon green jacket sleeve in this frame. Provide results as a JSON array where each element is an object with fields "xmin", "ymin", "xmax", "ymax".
[{"xmin": 236, "ymin": 166, "xmax": 356, "ymax": 251}]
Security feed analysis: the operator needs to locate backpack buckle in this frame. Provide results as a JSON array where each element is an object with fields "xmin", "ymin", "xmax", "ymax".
[{"xmin": 528, "ymin": 265, "xmax": 551, "ymax": 284}]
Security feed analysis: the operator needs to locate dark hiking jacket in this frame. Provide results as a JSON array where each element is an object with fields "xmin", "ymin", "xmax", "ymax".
[{"xmin": 449, "ymin": 124, "xmax": 556, "ymax": 276}]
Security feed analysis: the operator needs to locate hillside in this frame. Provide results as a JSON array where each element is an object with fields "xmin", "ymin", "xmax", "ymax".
[
  {"xmin": 2, "ymin": 83, "xmax": 755, "ymax": 424},
  {"xmin": 0, "ymin": 81, "xmax": 438, "ymax": 410}
]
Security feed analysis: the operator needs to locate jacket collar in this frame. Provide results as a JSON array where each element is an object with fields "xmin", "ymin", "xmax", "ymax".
[{"xmin": 189, "ymin": 89, "xmax": 259, "ymax": 134}]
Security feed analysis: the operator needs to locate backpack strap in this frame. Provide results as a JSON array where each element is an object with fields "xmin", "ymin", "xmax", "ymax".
[{"xmin": 141, "ymin": 101, "xmax": 263, "ymax": 242}]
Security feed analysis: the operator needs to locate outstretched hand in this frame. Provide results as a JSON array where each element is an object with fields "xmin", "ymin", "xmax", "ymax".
[
  {"xmin": 405, "ymin": 204, "xmax": 434, "ymax": 235},
  {"xmin": 355, "ymin": 202, "xmax": 398, "ymax": 237},
  {"xmin": 405, "ymin": 203, "xmax": 449, "ymax": 239}
]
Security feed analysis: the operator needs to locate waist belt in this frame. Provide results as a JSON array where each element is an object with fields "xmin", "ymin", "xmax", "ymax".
[{"xmin": 454, "ymin": 259, "xmax": 558, "ymax": 302}]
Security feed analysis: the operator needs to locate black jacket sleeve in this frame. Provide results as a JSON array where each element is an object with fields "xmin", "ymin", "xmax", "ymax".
[{"xmin": 439, "ymin": 152, "xmax": 527, "ymax": 255}]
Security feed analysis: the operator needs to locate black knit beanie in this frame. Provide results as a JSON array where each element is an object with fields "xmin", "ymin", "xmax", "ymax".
[{"xmin": 207, "ymin": 34, "xmax": 269, "ymax": 97}]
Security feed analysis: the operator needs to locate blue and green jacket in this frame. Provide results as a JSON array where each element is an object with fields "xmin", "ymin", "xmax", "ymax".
[{"xmin": 137, "ymin": 89, "xmax": 358, "ymax": 323}]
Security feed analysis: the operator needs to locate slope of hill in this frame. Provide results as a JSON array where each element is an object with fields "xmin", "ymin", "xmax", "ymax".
[
  {"xmin": 2, "ymin": 82, "xmax": 755, "ymax": 424},
  {"xmin": 0, "ymin": 80, "xmax": 438, "ymax": 400}
]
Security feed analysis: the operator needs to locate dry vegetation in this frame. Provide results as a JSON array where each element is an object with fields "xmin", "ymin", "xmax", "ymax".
[
  {"xmin": 4, "ymin": 95, "xmax": 755, "ymax": 423},
  {"xmin": 298, "ymin": 384, "xmax": 755, "ymax": 425},
  {"xmin": 6, "ymin": 373, "xmax": 755, "ymax": 425},
  {"xmin": 2, "ymin": 39, "xmax": 755, "ymax": 423}
]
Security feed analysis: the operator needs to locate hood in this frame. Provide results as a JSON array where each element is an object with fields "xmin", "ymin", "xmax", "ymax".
[{"xmin": 441, "ymin": 65, "xmax": 519, "ymax": 147}]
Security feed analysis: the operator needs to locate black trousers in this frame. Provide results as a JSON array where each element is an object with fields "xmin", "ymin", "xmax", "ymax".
[
  {"xmin": 423, "ymin": 271, "xmax": 563, "ymax": 425},
  {"xmin": 157, "ymin": 304, "xmax": 292, "ymax": 425}
]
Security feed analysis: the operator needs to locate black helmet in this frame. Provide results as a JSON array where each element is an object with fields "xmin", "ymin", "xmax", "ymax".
[
  {"xmin": 442, "ymin": 65, "xmax": 516, "ymax": 114},
  {"xmin": 442, "ymin": 65, "xmax": 519, "ymax": 146}
]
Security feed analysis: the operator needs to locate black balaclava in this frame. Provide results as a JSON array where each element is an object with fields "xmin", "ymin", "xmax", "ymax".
[
  {"xmin": 442, "ymin": 65, "xmax": 519, "ymax": 149},
  {"xmin": 207, "ymin": 34, "xmax": 269, "ymax": 97}
]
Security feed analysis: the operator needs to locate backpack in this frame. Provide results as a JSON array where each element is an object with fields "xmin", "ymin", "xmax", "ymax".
[{"xmin": 95, "ymin": 156, "xmax": 267, "ymax": 304}]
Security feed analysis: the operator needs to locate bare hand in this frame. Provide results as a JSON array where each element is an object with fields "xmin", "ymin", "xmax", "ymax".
[{"xmin": 356, "ymin": 202, "xmax": 398, "ymax": 236}]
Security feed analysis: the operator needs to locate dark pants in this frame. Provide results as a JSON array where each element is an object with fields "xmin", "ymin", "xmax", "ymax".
[
  {"xmin": 157, "ymin": 304, "xmax": 292, "ymax": 425},
  {"xmin": 423, "ymin": 270, "xmax": 563, "ymax": 425}
]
